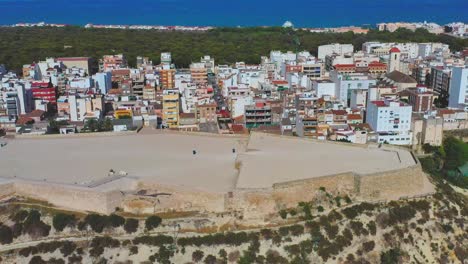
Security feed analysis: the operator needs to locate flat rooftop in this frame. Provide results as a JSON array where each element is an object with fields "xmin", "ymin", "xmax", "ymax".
[{"xmin": 0, "ymin": 132, "xmax": 417, "ymax": 192}]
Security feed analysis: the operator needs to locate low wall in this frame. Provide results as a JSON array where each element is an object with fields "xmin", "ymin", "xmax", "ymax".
[{"xmin": 10, "ymin": 181, "xmax": 123, "ymax": 214}]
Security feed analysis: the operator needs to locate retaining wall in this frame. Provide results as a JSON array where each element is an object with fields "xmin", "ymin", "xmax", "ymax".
[{"xmin": 0, "ymin": 164, "xmax": 430, "ymax": 218}]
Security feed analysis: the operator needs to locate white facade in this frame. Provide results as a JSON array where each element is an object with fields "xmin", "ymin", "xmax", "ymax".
[
  {"xmin": 161, "ymin": 52, "xmax": 172, "ymax": 64},
  {"xmin": 330, "ymin": 72, "xmax": 377, "ymax": 105},
  {"xmin": 448, "ymin": 67, "xmax": 468, "ymax": 109},
  {"xmin": 366, "ymin": 100, "xmax": 413, "ymax": 145},
  {"xmin": 312, "ymin": 80, "xmax": 335, "ymax": 98},
  {"xmin": 318, "ymin": 44, "xmax": 354, "ymax": 60}
]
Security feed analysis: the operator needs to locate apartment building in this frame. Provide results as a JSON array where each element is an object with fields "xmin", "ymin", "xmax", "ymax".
[
  {"xmin": 160, "ymin": 69, "xmax": 176, "ymax": 89},
  {"xmin": 404, "ymin": 86, "xmax": 434, "ymax": 113},
  {"xmin": 330, "ymin": 72, "xmax": 377, "ymax": 106},
  {"xmin": 366, "ymin": 99, "xmax": 413, "ymax": 145},
  {"xmin": 245, "ymin": 101, "xmax": 272, "ymax": 128},
  {"xmin": 57, "ymin": 57, "xmax": 92, "ymax": 74},
  {"xmin": 162, "ymin": 89, "xmax": 180, "ymax": 128},
  {"xmin": 429, "ymin": 66, "xmax": 451, "ymax": 94},
  {"xmin": 448, "ymin": 67, "xmax": 468, "ymax": 109},
  {"xmin": 190, "ymin": 63, "xmax": 208, "ymax": 85},
  {"xmin": 196, "ymin": 103, "xmax": 218, "ymax": 123},
  {"xmin": 318, "ymin": 43, "xmax": 354, "ymax": 60},
  {"xmin": 100, "ymin": 54, "xmax": 127, "ymax": 72}
]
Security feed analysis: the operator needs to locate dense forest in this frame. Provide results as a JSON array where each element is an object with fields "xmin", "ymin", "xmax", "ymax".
[{"xmin": 0, "ymin": 26, "xmax": 466, "ymax": 73}]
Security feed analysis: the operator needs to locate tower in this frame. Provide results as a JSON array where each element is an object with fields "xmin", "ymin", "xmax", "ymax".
[{"xmin": 388, "ymin": 47, "xmax": 401, "ymax": 73}]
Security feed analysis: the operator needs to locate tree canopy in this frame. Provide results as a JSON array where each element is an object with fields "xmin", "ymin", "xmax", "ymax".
[{"xmin": 0, "ymin": 27, "xmax": 466, "ymax": 73}]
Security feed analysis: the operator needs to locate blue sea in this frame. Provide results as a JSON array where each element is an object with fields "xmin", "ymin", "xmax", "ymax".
[{"xmin": 0, "ymin": 0, "xmax": 466, "ymax": 27}]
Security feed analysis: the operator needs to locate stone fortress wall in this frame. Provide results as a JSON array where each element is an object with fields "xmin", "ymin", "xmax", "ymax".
[{"xmin": 0, "ymin": 133, "xmax": 432, "ymax": 217}]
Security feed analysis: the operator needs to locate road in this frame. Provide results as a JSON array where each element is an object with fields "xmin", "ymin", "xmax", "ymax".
[{"xmin": 208, "ymin": 74, "xmax": 226, "ymax": 110}]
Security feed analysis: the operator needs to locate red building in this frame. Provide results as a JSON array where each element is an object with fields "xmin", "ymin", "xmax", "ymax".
[{"xmin": 31, "ymin": 82, "xmax": 57, "ymax": 104}]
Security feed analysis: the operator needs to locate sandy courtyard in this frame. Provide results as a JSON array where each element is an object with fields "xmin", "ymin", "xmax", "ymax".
[
  {"xmin": 0, "ymin": 132, "xmax": 417, "ymax": 192},
  {"xmin": 0, "ymin": 133, "xmax": 247, "ymax": 193},
  {"xmin": 235, "ymin": 133, "xmax": 417, "ymax": 189}
]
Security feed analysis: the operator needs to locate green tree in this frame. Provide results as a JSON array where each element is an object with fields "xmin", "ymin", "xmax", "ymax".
[
  {"xmin": 443, "ymin": 136, "xmax": 468, "ymax": 170},
  {"xmin": 145, "ymin": 215, "xmax": 162, "ymax": 230},
  {"xmin": 84, "ymin": 119, "xmax": 99, "ymax": 132},
  {"xmin": 381, "ymin": 248, "xmax": 402, "ymax": 264},
  {"xmin": 52, "ymin": 213, "xmax": 76, "ymax": 232},
  {"xmin": 192, "ymin": 250, "xmax": 204, "ymax": 262},
  {"xmin": 108, "ymin": 214, "xmax": 125, "ymax": 228},
  {"xmin": 123, "ymin": 218, "xmax": 139, "ymax": 233}
]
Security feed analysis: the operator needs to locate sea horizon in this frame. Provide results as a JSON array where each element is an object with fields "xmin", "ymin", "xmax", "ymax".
[{"xmin": 0, "ymin": 0, "xmax": 466, "ymax": 28}]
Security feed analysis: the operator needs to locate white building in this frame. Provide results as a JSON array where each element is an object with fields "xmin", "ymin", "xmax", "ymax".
[
  {"xmin": 330, "ymin": 72, "xmax": 376, "ymax": 106},
  {"xmin": 312, "ymin": 80, "xmax": 335, "ymax": 98},
  {"xmin": 366, "ymin": 99, "xmax": 413, "ymax": 145},
  {"xmin": 161, "ymin": 52, "xmax": 172, "ymax": 65},
  {"xmin": 317, "ymin": 43, "xmax": 354, "ymax": 60},
  {"xmin": 448, "ymin": 67, "xmax": 468, "ymax": 109}
]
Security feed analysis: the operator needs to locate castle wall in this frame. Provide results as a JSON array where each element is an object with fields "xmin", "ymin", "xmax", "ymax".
[
  {"xmin": 0, "ymin": 181, "xmax": 15, "ymax": 199},
  {"xmin": 12, "ymin": 181, "xmax": 123, "ymax": 214},
  {"xmin": 0, "ymin": 164, "xmax": 430, "ymax": 218},
  {"xmin": 121, "ymin": 182, "xmax": 225, "ymax": 215}
]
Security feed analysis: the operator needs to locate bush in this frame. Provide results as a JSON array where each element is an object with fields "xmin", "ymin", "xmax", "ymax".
[
  {"xmin": 178, "ymin": 232, "xmax": 250, "ymax": 247},
  {"xmin": 260, "ymin": 228, "xmax": 273, "ymax": 240},
  {"xmin": 129, "ymin": 245, "xmax": 138, "ymax": 255},
  {"xmin": 68, "ymin": 254, "xmax": 83, "ymax": 263},
  {"xmin": 266, "ymin": 249, "xmax": 288, "ymax": 264},
  {"xmin": 145, "ymin": 215, "xmax": 162, "ymax": 230},
  {"xmin": 53, "ymin": 213, "xmax": 76, "ymax": 232},
  {"xmin": 23, "ymin": 210, "xmax": 51, "ymax": 238},
  {"xmin": 60, "ymin": 241, "xmax": 77, "ymax": 257},
  {"xmin": 10, "ymin": 210, "xmax": 29, "ymax": 223},
  {"xmin": 83, "ymin": 214, "xmax": 109, "ymax": 233},
  {"xmin": 349, "ymin": 221, "xmax": 366, "ymax": 236},
  {"xmin": 19, "ymin": 246, "xmax": 38, "ymax": 257},
  {"xmin": 29, "ymin": 256, "xmax": 46, "ymax": 264},
  {"xmin": 152, "ymin": 245, "xmax": 174, "ymax": 264},
  {"xmin": 109, "ymin": 214, "xmax": 125, "ymax": 228},
  {"xmin": 204, "ymin": 254, "xmax": 217, "ymax": 264},
  {"xmin": 327, "ymin": 210, "xmax": 343, "ymax": 222},
  {"xmin": 342, "ymin": 202, "xmax": 376, "ymax": 219},
  {"xmin": 133, "ymin": 235, "xmax": 174, "ymax": 246},
  {"xmin": 279, "ymin": 209, "xmax": 288, "ymax": 219},
  {"xmin": 0, "ymin": 225, "xmax": 13, "ymax": 244},
  {"xmin": 362, "ymin": 241, "xmax": 375, "ymax": 252},
  {"xmin": 367, "ymin": 221, "xmax": 377, "ymax": 236},
  {"xmin": 218, "ymin": 249, "xmax": 227, "ymax": 260},
  {"xmin": 380, "ymin": 248, "xmax": 402, "ymax": 264},
  {"xmin": 388, "ymin": 205, "xmax": 416, "ymax": 225},
  {"xmin": 228, "ymin": 250, "xmax": 240, "ymax": 262},
  {"xmin": 289, "ymin": 225, "xmax": 305, "ymax": 236},
  {"xmin": 48, "ymin": 258, "xmax": 65, "ymax": 264},
  {"xmin": 124, "ymin": 218, "xmax": 139, "ymax": 233},
  {"xmin": 89, "ymin": 236, "xmax": 120, "ymax": 258},
  {"xmin": 192, "ymin": 250, "xmax": 204, "ymax": 262}
]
